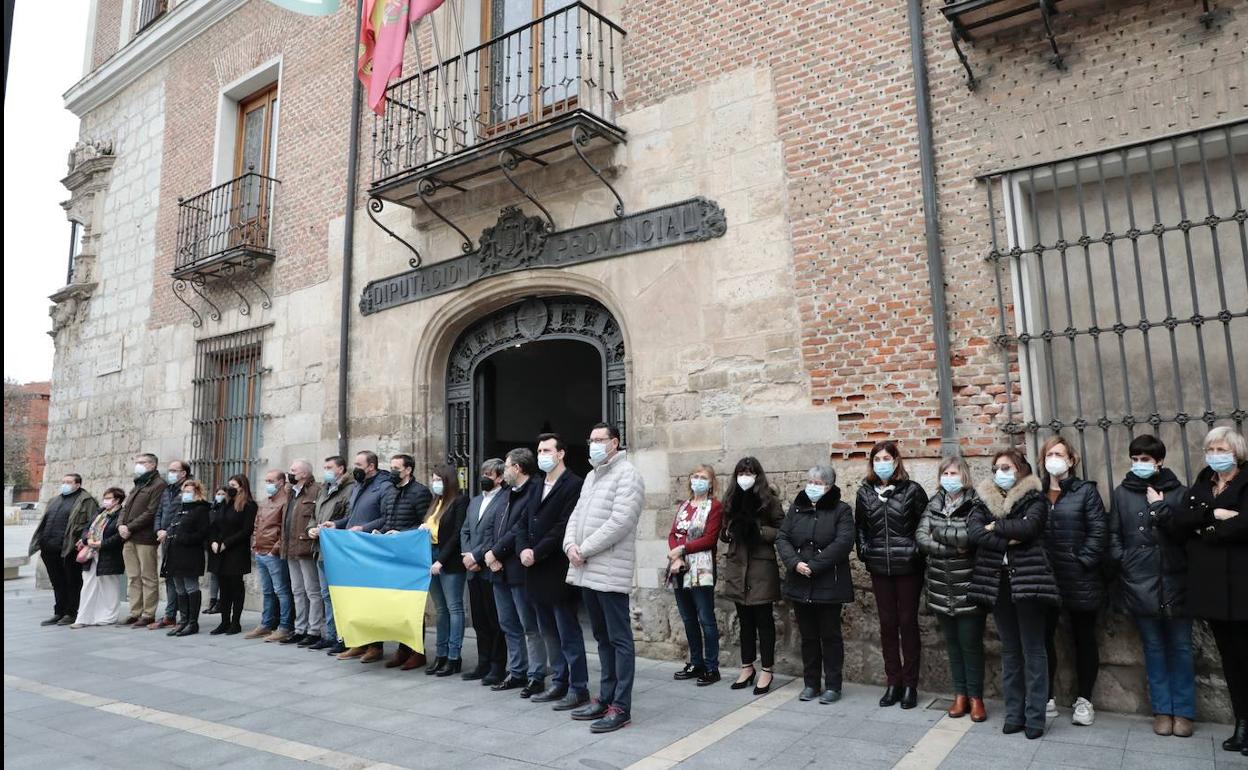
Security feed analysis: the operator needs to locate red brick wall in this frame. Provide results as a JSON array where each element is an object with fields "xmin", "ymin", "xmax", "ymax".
[
  {"xmin": 9, "ymin": 382, "xmax": 49, "ymax": 501},
  {"xmin": 91, "ymin": 0, "xmax": 124, "ymax": 70}
]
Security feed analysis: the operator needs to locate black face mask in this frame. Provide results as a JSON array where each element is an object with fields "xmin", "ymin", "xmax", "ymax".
[
  {"xmin": 286, "ymin": 472, "xmax": 297, "ymax": 485},
  {"xmin": 391, "ymin": 470, "xmax": 406, "ymax": 485},
  {"xmin": 226, "ymin": 487, "xmax": 238, "ymax": 498},
  {"xmin": 352, "ymin": 467, "xmax": 366, "ymax": 483},
  {"xmin": 480, "ymin": 477, "xmax": 496, "ymax": 493}
]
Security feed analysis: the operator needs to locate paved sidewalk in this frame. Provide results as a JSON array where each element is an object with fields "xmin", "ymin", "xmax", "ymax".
[{"xmin": 4, "ymin": 570, "xmax": 1244, "ymax": 769}]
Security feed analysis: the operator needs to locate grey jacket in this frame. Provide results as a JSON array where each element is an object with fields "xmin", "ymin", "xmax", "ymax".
[
  {"xmin": 563, "ymin": 451, "xmax": 645, "ymax": 594},
  {"xmin": 460, "ymin": 490, "xmax": 508, "ymax": 583}
]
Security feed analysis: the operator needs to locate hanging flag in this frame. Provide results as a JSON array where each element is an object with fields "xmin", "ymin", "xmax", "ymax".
[
  {"xmin": 320, "ymin": 528, "xmax": 431, "ymax": 652},
  {"xmin": 265, "ymin": 0, "xmax": 341, "ymax": 15},
  {"xmin": 358, "ymin": 0, "xmax": 446, "ymax": 115}
]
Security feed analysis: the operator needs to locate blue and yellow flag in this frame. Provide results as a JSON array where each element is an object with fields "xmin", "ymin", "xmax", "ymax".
[{"xmin": 319, "ymin": 528, "xmax": 430, "ymax": 652}]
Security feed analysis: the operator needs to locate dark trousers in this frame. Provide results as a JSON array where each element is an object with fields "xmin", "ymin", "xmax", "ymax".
[
  {"xmin": 41, "ymin": 548, "xmax": 81, "ymax": 619},
  {"xmin": 467, "ymin": 577, "xmax": 506, "ymax": 675},
  {"xmin": 870, "ymin": 573, "xmax": 923, "ymax": 687},
  {"xmin": 533, "ymin": 598, "xmax": 589, "ymax": 695},
  {"xmin": 673, "ymin": 586, "xmax": 720, "ymax": 672},
  {"xmin": 215, "ymin": 574, "xmax": 245, "ymax": 626},
  {"xmin": 994, "ymin": 577, "xmax": 1050, "ymax": 731},
  {"xmin": 583, "ymin": 588, "xmax": 635, "ymax": 714},
  {"xmin": 1209, "ymin": 620, "xmax": 1248, "ymax": 720},
  {"xmin": 734, "ymin": 602, "xmax": 776, "ymax": 668},
  {"xmin": 793, "ymin": 602, "xmax": 844, "ymax": 691},
  {"xmin": 938, "ymin": 612, "xmax": 986, "ymax": 698},
  {"xmin": 1045, "ymin": 607, "xmax": 1100, "ymax": 701}
]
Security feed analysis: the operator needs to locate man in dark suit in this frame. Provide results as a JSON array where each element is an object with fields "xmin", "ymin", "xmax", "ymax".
[
  {"xmin": 485, "ymin": 448, "xmax": 548, "ymax": 696},
  {"xmin": 517, "ymin": 433, "xmax": 588, "ymax": 711},
  {"xmin": 460, "ymin": 458, "xmax": 508, "ymax": 685}
]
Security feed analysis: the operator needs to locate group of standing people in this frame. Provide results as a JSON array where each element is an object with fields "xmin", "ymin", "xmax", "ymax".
[
  {"xmin": 28, "ymin": 425, "xmax": 1246, "ymax": 750},
  {"xmin": 660, "ymin": 428, "xmax": 1247, "ymax": 753}
]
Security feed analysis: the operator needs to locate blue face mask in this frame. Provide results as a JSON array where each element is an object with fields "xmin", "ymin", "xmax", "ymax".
[
  {"xmin": 264, "ymin": 482, "xmax": 278, "ymax": 497},
  {"xmin": 431, "ymin": 480, "xmax": 445, "ymax": 497},
  {"xmin": 1130, "ymin": 461, "xmax": 1157, "ymax": 479},
  {"xmin": 940, "ymin": 477, "xmax": 963, "ymax": 494},
  {"xmin": 589, "ymin": 442, "xmax": 609, "ymax": 465},
  {"xmin": 323, "ymin": 470, "xmax": 337, "ymax": 484},
  {"xmin": 537, "ymin": 454, "xmax": 557, "ymax": 473},
  {"xmin": 60, "ymin": 483, "xmax": 75, "ymax": 496},
  {"xmin": 214, "ymin": 494, "xmax": 227, "ymax": 504},
  {"xmin": 1207, "ymin": 453, "xmax": 1236, "ymax": 473},
  {"xmin": 181, "ymin": 492, "xmax": 194, "ymax": 503},
  {"xmin": 166, "ymin": 471, "xmax": 180, "ymax": 485},
  {"xmin": 873, "ymin": 460, "xmax": 895, "ymax": 482},
  {"xmin": 805, "ymin": 484, "xmax": 826, "ymax": 503},
  {"xmin": 995, "ymin": 470, "xmax": 1016, "ymax": 490},
  {"xmin": 690, "ymin": 478, "xmax": 710, "ymax": 495}
]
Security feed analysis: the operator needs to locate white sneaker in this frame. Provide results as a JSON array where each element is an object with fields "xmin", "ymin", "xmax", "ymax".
[
  {"xmin": 1072, "ymin": 697, "xmax": 1095, "ymax": 726},
  {"xmin": 1045, "ymin": 698, "xmax": 1058, "ymax": 720}
]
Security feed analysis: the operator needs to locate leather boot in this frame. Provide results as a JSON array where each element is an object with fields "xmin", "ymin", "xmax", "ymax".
[
  {"xmin": 1224, "ymin": 719, "xmax": 1248, "ymax": 752},
  {"xmin": 399, "ymin": 650, "xmax": 428, "ymax": 671},
  {"xmin": 176, "ymin": 592, "xmax": 201, "ymax": 636},
  {"xmin": 437, "ymin": 659, "xmax": 462, "ymax": 677},
  {"xmin": 227, "ymin": 596, "xmax": 243, "ymax": 634},
  {"xmin": 947, "ymin": 695, "xmax": 969, "ymax": 718},
  {"xmin": 425, "ymin": 656, "xmax": 448, "ymax": 676},
  {"xmin": 203, "ymin": 598, "xmax": 220, "ymax": 615},
  {"xmin": 970, "ymin": 697, "xmax": 987, "ymax": 723},
  {"xmin": 209, "ymin": 595, "xmax": 231, "ymax": 635},
  {"xmin": 899, "ymin": 686, "xmax": 919, "ymax": 709},
  {"xmin": 167, "ymin": 595, "xmax": 188, "ymax": 636},
  {"xmin": 385, "ymin": 646, "xmax": 412, "ymax": 668},
  {"xmin": 879, "ymin": 686, "xmax": 900, "ymax": 707}
]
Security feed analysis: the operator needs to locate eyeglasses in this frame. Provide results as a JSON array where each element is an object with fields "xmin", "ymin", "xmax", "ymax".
[{"xmin": 588, "ymin": 437, "xmax": 613, "ymax": 445}]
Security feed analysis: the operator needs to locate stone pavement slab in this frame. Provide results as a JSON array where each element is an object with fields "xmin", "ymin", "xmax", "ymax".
[{"xmin": 5, "ymin": 574, "xmax": 1243, "ymax": 769}]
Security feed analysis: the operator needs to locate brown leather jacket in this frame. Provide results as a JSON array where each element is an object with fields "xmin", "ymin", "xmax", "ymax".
[
  {"xmin": 121, "ymin": 472, "xmax": 167, "ymax": 546},
  {"xmin": 252, "ymin": 489, "xmax": 288, "ymax": 556}
]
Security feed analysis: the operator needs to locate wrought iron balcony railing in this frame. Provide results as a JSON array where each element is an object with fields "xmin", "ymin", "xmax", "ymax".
[
  {"xmin": 174, "ymin": 169, "xmax": 279, "ymax": 278},
  {"xmin": 370, "ymin": 2, "xmax": 625, "ymax": 196}
]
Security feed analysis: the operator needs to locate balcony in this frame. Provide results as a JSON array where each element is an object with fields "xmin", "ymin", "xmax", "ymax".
[
  {"xmin": 171, "ymin": 170, "xmax": 278, "ymax": 326},
  {"xmin": 369, "ymin": 2, "xmax": 626, "ymax": 207},
  {"xmin": 137, "ymin": 0, "xmax": 168, "ymax": 34}
]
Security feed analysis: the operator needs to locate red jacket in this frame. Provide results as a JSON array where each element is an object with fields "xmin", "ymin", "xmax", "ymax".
[{"xmin": 668, "ymin": 498, "xmax": 724, "ymax": 555}]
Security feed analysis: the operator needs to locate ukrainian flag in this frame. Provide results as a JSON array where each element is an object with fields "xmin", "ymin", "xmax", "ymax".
[{"xmin": 319, "ymin": 528, "xmax": 430, "ymax": 652}]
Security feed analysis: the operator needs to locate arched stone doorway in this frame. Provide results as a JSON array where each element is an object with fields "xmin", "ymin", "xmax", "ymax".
[{"xmin": 446, "ymin": 295, "xmax": 626, "ymax": 485}]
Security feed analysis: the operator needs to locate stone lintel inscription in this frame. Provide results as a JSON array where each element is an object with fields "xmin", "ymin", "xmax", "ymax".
[{"xmin": 359, "ymin": 197, "xmax": 727, "ymax": 315}]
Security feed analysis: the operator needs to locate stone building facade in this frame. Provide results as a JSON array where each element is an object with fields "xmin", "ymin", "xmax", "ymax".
[{"xmin": 49, "ymin": 0, "xmax": 1246, "ymax": 719}]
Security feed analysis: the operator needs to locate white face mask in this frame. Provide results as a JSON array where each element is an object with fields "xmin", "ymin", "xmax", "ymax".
[
  {"xmin": 430, "ymin": 480, "xmax": 445, "ymax": 497},
  {"xmin": 589, "ymin": 442, "xmax": 609, "ymax": 465},
  {"xmin": 1045, "ymin": 457, "xmax": 1070, "ymax": 477},
  {"xmin": 736, "ymin": 475, "xmax": 756, "ymax": 491},
  {"xmin": 134, "ymin": 463, "xmax": 148, "ymax": 478}
]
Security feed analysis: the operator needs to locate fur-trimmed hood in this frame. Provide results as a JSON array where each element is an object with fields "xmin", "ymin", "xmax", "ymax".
[{"xmin": 975, "ymin": 474, "xmax": 1043, "ymax": 519}]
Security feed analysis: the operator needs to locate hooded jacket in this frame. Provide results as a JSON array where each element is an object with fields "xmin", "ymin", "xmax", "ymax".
[
  {"xmin": 916, "ymin": 486, "xmax": 981, "ymax": 617},
  {"xmin": 1108, "ymin": 467, "xmax": 1188, "ymax": 617},
  {"xmin": 775, "ymin": 486, "xmax": 855, "ymax": 605},
  {"xmin": 967, "ymin": 475, "xmax": 1060, "ymax": 607},
  {"xmin": 718, "ymin": 486, "xmax": 785, "ymax": 605}
]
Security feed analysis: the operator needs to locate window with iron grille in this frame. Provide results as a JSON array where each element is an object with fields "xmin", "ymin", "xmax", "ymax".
[
  {"xmin": 190, "ymin": 327, "xmax": 268, "ymax": 491},
  {"xmin": 137, "ymin": 0, "xmax": 168, "ymax": 34},
  {"xmin": 985, "ymin": 121, "xmax": 1247, "ymax": 487}
]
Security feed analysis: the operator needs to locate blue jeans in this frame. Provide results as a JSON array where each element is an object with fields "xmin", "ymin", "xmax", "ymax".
[
  {"xmin": 673, "ymin": 585, "xmax": 719, "ymax": 672},
  {"xmin": 583, "ymin": 588, "xmax": 635, "ymax": 714},
  {"xmin": 1135, "ymin": 615, "xmax": 1196, "ymax": 719},
  {"xmin": 533, "ymin": 598, "xmax": 589, "ymax": 695},
  {"xmin": 255, "ymin": 554, "xmax": 293, "ymax": 631},
  {"xmin": 317, "ymin": 561, "xmax": 337, "ymax": 641},
  {"xmin": 429, "ymin": 571, "xmax": 467, "ymax": 659},
  {"xmin": 493, "ymin": 582, "xmax": 547, "ymax": 680}
]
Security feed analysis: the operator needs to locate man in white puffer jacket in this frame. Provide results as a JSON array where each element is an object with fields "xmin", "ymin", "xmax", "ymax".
[{"xmin": 563, "ymin": 422, "xmax": 645, "ymax": 733}]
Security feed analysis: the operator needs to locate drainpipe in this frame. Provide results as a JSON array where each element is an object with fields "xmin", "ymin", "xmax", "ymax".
[
  {"xmin": 907, "ymin": 0, "xmax": 959, "ymax": 458},
  {"xmin": 338, "ymin": 1, "xmax": 364, "ymax": 459}
]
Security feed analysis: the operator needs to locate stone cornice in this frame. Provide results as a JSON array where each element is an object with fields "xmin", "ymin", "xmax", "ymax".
[{"xmin": 63, "ymin": 0, "xmax": 249, "ymax": 117}]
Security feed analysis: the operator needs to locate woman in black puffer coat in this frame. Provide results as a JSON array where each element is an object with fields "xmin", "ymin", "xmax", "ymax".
[
  {"xmin": 776, "ymin": 465, "xmax": 855, "ymax": 704},
  {"xmin": 968, "ymin": 449, "xmax": 1058, "ymax": 739},
  {"xmin": 162, "ymin": 479, "xmax": 211, "ymax": 637},
  {"xmin": 1039, "ymin": 436, "xmax": 1107, "ymax": 724},
  {"xmin": 917, "ymin": 456, "xmax": 985, "ymax": 722},
  {"xmin": 855, "ymin": 441, "xmax": 928, "ymax": 709}
]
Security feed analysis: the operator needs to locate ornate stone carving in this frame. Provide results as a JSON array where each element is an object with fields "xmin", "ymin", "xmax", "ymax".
[
  {"xmin": 66, "ymin": 139, "xmax": 115, "ymax": 175},
  {"xmin": 478, "ymin": 206, "xmax": 548, "ymax": 276}
]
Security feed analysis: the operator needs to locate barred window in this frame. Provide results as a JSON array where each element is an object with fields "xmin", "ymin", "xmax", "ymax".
[{"xmin": 191, "ymin": 327, "xmax": 268, "ymax": 491}]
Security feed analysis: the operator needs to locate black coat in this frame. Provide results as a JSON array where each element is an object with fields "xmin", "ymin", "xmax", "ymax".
[
  {"xmin": 854, "ymin": 478, "xmax": 928, "ymax": 577},
  {"xmin": 1043, "ymin": 476, "xmax": 1108, "ymax": 611},
  {"xmin": 207, "ymin": 499, "xmax": 257, "ymax": 576},
  {"xmin": 916, "ymin": 488, "xmax": 981, "ymax": 617},
  {"xmin": 82, "ymin": 509, "xmax": 125, "ymax": 576},
  {"xmin": 1108, "ymin": 468, "xmax": 1188, "ymax": 617},
  {"xmin": 775, "ymin": 487, "xmax": 855, "ymax": 605},
  {"xmin": 431, "ymin": 494, "xmax": 469, "ymax": 574},
  {"xmin": 490, "ymin": 478, "xmax": 542, "ymax": 587},
  {"xmin": 1171, "ymin": 463, "xmax": 1248, "ymax": 622},
  {"xmin": 516, "ymin": 471, "xmax": 585, "ymax": 603},
  {"xmin": 967, "ymin": 475, "xmax": 1061, "ymax": 607},
  {"xmin": 382, "ymin": 479, "xmax": 432, "ymax": 532},
  {"xmin": 162, "ymin": 500, "xmax": 211, "ymax": 578}
]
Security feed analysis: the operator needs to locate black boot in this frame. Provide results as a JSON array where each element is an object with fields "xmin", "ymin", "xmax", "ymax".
[
  {"xmin": 425, "ymin": 656, "xmax": 448, "ymax": 676},
  {"xmin": 167, "ymin": 595, "xmax": 188, "ymax": 636},
  {"xmin": 204, "ymin": 598, "xmax": 220, "ymax": 615},
  {"xmin": 227, "ymin": 594, "xmax": 243, "ymax": 634},
  {"xmin": 1224, "ymin": 719, "xmax": 1248, "ymax": 752},
  {"xmin": 176, "ymin": 592, "xmax": 201, "ymax": 636},
  {"xmin": 209, "ymin": 595, "xmax": 230, "ymax": 635},
  {"xmin": 437, "ymin": 659, "xmax": 462, "ymax": 677},
  {"xmin": 879, "ymin": 686, "xmax": 900, "ymax": 707},
  {"xmin": 900, "ymin": 686, "xmax": 919, "ymax": 709}
]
